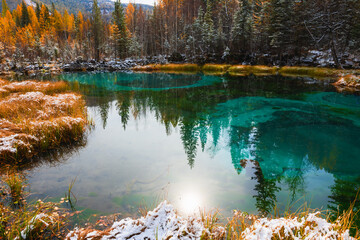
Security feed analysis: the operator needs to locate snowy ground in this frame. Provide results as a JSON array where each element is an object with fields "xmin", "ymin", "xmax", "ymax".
[
  {"xmin": 66, "ymin": 201, "xmax": 208, "ymax": 240},
  {"xmin": 66, "ymin": 201, "xmax": 355, "ymax": 240}
]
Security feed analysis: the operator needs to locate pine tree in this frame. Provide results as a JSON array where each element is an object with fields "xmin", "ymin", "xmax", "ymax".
[
  {"xmin": 20, "ymin": 1, "xmax": 30, "ymax": 27},
  {"xmin": 230, "ymin": 0, "xmax": 253, "ymax": 57},
  {"xmin": 91, "ymin": 0, "xmax": 103, "ymax": 61},
  {"xmin": 349, "ymin": 0, "xmax": 360, "ymax": 50},
  {"xmin": 268, "ymin": 0, "xmax": 294, "ymax": 63},
  {"xmin": 203, "ymin": 0, "xmax": 214, "ymax": 57},
  {"xmin": 1, "ymin": 0, "xmax": 9, "ymax": 17},
  {"xmin": 112, "ymin": 0, "xmax": 127, "ymax": 59},
  {"xmin": 35, "ymin": 2, "xmax": 40, "ymax": 19}
]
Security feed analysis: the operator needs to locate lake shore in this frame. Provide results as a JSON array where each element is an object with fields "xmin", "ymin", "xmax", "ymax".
[
  {"xmin": 65, "ymin": 200, "xmax": 358, "ymax": 240},
  {"xmin": 1, "ymin": 57, "xmax": 360, "ymax": 91},
  {"xmin": 0, "ymin": 78, "xmax": 89, "ymax": 164},
  {"xmin": 0, "ymin": 73, "xmax": 359, "ymax": 239},
  {"xmin": 1, "ymin": 172, "xmax": 358, "ymax": 240}
]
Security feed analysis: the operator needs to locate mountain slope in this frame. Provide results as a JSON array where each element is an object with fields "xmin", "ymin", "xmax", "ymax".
[{"xmin": 1, "ymin": 0, "xmax": 153, "ymax": 15}]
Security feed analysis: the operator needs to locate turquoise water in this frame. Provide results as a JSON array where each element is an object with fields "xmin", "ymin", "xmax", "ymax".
[{"xmin": 26, "ymin": 72, "xmax": 360, "ymax": 220}]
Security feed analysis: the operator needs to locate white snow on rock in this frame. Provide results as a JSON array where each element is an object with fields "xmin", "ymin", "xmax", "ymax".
[
  {"xmin": 241, "ymin": 212, "xmax": 355, "ymax": 240},
  {"xmin": 66, "ymin": 201, "xmax": 205, "ymax": 240}
]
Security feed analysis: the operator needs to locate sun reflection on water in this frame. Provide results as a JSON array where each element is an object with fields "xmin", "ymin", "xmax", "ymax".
[{"xmin": 177, "ymin": 190, "xmax": 204, "ymax": 215}]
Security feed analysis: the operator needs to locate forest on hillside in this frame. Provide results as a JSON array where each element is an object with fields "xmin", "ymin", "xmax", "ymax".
[{"xmin": 0, "ymin": 0, "xmax": 360, "ymax": 67}]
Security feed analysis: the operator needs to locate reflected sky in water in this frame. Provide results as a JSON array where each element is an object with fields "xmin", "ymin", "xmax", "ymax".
[{"xmin": 25, "ymin": 72, "xmax": 360, "ymax": 221}]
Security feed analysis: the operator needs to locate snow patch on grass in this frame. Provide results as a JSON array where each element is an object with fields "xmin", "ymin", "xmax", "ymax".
[
  {"xmin": 66, "ymin": 201, "xmax": 205, "ymax": 240},
  {"xmin": 241, "ymin": 212, "xmax": 355, "ymax": 240},
  {"xmin": 0, "ymin": 78, "xmax": 87, "ymax": 161}
]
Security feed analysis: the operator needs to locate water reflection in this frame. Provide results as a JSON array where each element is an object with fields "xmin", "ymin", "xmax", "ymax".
[{"xmin": 25, "ymin": 72, "xmax": 360, "ymax": 218}]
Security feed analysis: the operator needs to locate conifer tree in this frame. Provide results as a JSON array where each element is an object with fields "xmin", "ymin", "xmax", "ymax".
[
  {"xmin": 35, "ymin": 2, "xmax": 40, "ymax": 19},
  {"xmin": 230, "ymin": 0, "xmax": 253, "ymax": 57},
  {"xmin": 20, "ymin": 1, "xmax": 30, "ymax": 27},
  {"xmin": 1, "ymin": 0, "xmax": 9, "ymax": 17},
  {"xmin": 112, "ymin": 0, "xmax": 127, "ymax": 59},
  {"xmin": 91, "ymin": 0, "xmax": 102, "ymax": 61},
  {"xmin": 268, "ymin": 0, "xmax": 293, "ymax": 62},
  {"xmin": 203, "ymin": 0, "xmax": 214, "ymax": 57}
]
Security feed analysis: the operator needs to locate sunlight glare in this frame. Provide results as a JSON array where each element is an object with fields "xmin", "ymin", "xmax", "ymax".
[{"xmin": 178, "ymin": 191, "xmax": 203, "ymax": 215}]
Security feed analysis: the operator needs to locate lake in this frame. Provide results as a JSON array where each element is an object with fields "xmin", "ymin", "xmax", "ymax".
[{"xmin": 25, "ymin": 72, "xmax": 360, "ymax": 222}]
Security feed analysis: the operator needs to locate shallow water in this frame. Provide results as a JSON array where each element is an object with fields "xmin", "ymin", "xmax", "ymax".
[{"xmin": 24, "ymin": 72, "xmax": 360, "ymax": 221}]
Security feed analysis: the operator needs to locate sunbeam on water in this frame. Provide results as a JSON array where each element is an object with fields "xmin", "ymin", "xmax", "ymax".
[{"xmin": 177, "ymin": 190, "xmax": 204, "ymax": 215}]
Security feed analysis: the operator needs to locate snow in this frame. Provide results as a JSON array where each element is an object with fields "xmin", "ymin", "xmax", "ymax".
[
  {"xmin": 0, "ymin": 80, "xmax": 85, "ymax": 156},
  {"xmin": 17, "ymin": 213, "xmax": 53, "ymax": 240},
  {"xmin": 66, "ymin": 201, "xmax": 205, "ymax": 240},
  {"xmin": 0, "ymin": 134, "xmax": 23, "ymax": 153},
  {"xmin": 241, "ymin": 212, "xmax": 355, "ymax": 240},
  {"xmin": 0, "ymin": 134, "xmax": 37, "ymax": 153}
]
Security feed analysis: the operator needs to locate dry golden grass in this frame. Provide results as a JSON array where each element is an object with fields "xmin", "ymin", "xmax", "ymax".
[
  {"xmin": 132, "ymin": 64, "xmax": 201, "ymax": 73},
  {"xmin": 278, "ymin": 66, "xmax": 341, "ymax": 79},
  {"xmin": 133, "ymin": 64, "xmax": 360, "ymax": 81},
  {"xmin": 0, "ymin": 78, "xmax": 88, "ymax": 162},
  {"xmin": 202, "ymin": 64, "xmax": 231, "ymax": 74},
  {"xmin": 333, "ymin": 74, "xmax": 360, "ymax": 93},
  {"xmin": 228, "ymin": 65, "xmax": 278, "ymax": 76},
  {"xmin": 221, "ymin": 204, "xmax": 359, "ymax": 240},
  {"xmin": 0, "ymin": 171, "xmax": 70, "ymax": 239}
]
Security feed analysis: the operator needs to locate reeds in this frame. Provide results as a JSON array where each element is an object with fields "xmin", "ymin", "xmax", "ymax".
[
  {"xmin": 0, "ymin": 78, "xmax": 88, "ymax": 163},
  {"xmin": 0, "ymin": 171, "xmax": 69, "ymax": 239}
]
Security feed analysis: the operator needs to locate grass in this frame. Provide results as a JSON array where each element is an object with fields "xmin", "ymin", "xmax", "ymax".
[
  {"xmin": 220, "ymin": 202, "xmax": 360, "ymax": 240},
  {"xmin": 133, "ymin": 63, "xmax": 359, "ymax": 79},
  {"xmin": 228, "ymin": 65, "xmax": 278, "ymax": 76},
  {"xmin": 333, "ymin": 74, "xmax": 360, "ymax": 92},
  {"xmin": 63, "ymin": 199, "xmax": 359, "ymax": 239},
  {"xmin": 202, "ymin": 64, "xmax": 231, "ymax": 74},
  {"xmin": 0, "ymin": 78, "xmax": 89, "ymax": 163},
  {"xmin": 132, "ymin": 64, "xmax": 200, "ymax": 73},
  {"xmin": 0, "ymin": 171, "xmax": 69, "ymax": 239},
  {"xmin": 277, "ymin": 66, "xmax": 340, "ymax": 78}
]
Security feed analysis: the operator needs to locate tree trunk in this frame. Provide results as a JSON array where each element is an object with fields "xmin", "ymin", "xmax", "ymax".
[{"xmin": 330, "ymin": 32, "xmax": 342, "ymax": 69}]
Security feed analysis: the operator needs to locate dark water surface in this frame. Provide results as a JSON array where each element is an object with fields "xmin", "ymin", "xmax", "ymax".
[{"xmin": 26, "ymin": 72, "xmax": 360, "ymax": 221}]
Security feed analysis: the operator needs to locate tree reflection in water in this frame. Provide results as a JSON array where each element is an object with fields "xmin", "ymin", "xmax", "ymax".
[{"xmin": 60, "ymin": 72, "xmax": 360, "ymax": 219}]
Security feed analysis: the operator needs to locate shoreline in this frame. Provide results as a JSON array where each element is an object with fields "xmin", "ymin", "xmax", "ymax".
[{"xmin": 2, "ymin": 61, "xmax": 359, "ymax": 92}]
